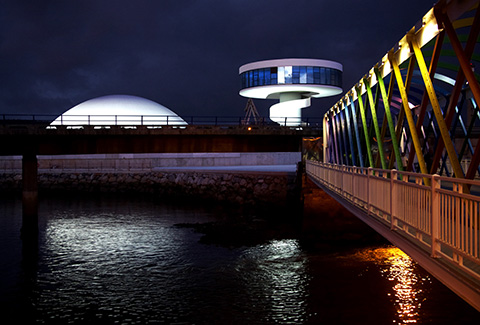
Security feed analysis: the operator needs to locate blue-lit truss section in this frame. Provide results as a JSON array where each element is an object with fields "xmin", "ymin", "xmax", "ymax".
[{"xmin": 323, "ymin": 0, "xmax": 480, "ymax": 180}]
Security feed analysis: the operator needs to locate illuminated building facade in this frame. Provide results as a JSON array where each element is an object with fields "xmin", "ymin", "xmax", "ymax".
[
  {"xmin": 239, "ymin": 58, "xmax": 343, "ymax": 126},
  {"xmin": 51, "ymin": 95, "xmax": 187, "ymax": 126}
]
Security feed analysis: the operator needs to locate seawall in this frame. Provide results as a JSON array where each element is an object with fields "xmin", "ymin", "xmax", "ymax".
[
  {"xmin": 0, "ymin": 152, "xmax": 301, "ymax": 171},
  {"xmin": 0, "ymin": 170, "xmax": 298, "ymax": 210},
  {"xmin": 0, "ymin": 152, "xmax": 301, "ymax": 209}
]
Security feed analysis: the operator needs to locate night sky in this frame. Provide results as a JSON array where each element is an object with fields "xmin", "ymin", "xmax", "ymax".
[{"xmin": 1, "ymin": 0, "xmax": 437, "ymax": 120}]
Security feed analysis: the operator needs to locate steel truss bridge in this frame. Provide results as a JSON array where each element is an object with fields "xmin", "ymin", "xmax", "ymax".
[{"xmin": 307, "ymin": 0, "xmax": 480, "ymax": 311}]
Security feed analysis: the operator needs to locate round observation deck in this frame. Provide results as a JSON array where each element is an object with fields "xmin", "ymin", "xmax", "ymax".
[{"xmin": 239, "ymin": 58, "xmax": 343, "ymax": 125}]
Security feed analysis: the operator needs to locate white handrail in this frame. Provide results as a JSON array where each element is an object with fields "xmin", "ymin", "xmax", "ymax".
[{"xmin": 306, "ymin": 160, "xmax": 480, "ymax": 281}]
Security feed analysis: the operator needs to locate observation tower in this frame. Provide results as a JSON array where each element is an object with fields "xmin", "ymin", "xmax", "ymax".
[{"xmin": 239, "ymin": 58, "xmax": 343, "ymax": 126}]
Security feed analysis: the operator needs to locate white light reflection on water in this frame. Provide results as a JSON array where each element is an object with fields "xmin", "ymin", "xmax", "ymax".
[
  {"xmin": 234, "ymin": 239, "xmax": 309, "ymax": 323},
  {"xmin": 36, "ymin": 210, "xmax": 200, "ymax": 323},
  {"xmin": 43, "ymin": 213, "xmax": 186, "ymax": 275},
  {"xmin": 34, "ymin": 202, "xmax": 313, "ymax": 324},
  {"xmin": 353, "ymin": 246, "xmax": 429, "ymax": 324}
]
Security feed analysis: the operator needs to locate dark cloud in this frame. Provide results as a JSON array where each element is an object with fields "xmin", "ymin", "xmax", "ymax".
[{"xmin": 0, "ymin": 0, "xmax": 436, "ymax": 119}]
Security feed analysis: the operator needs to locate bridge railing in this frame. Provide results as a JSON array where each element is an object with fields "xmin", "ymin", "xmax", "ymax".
[
  {"xmin": 306, "ymin": 160, "xmax": 480, "ymax": 282},
  {"xmin": 0, "ymin": 114, "xmax": 324, "ymax": 128}
]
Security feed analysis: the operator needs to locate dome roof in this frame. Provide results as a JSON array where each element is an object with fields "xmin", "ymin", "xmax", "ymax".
[{"xmin": 51, "ymin": 95, "xmax": 186, "ymax": 125}]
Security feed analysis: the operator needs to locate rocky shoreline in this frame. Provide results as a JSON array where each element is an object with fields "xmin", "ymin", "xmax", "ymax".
[{"xmin": 0, "ymin": 169, "xmax": 299, "ymax": 209}]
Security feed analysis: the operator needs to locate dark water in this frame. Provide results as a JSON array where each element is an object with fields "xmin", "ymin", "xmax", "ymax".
[{"xmin": 0, "ymin": 193, "xmax": 478, "ymax": 324}]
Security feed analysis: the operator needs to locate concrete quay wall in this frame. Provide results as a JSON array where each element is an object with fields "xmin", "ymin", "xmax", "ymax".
[{"xmin": 0, "ymin": 152, "xmax": 300, "ymax": 172}]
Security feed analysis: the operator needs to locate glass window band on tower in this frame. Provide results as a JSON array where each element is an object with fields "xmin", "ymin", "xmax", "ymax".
[{"xmin": 240, "ymin": 65, "xmax": 342, "ymax": 89}]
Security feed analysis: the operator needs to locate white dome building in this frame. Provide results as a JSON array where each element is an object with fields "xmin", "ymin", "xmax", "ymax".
[{"xmin": 51, "ymin": 95, "xmax": 187, "ymax": 126}]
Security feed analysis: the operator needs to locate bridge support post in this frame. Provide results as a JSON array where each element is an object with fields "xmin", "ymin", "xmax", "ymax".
[
  {"xmin": 21, "ymin": 153, "xmax": 38, "ymax": 237},
  {"xmin": 390, "ymin": 169, "xmax": 396, "ymax": 230},
  {"xmin": 431, "ymin": 174, "xmax": 440, "ymax": 258},
  {"xmin": 367, "ymin": 167, "xmax": 373, "ymax": 216}
]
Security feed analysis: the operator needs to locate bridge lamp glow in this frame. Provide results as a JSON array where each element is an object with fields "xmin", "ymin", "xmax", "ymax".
[
  {"xmin": 396, "ymin": 37, "xmax": 412, "ymax": 67},
  {"xmin": 239, "ymin": 58, "xmax": 343, "ymax": 126},
  {"xmin": 417, "ymin": 8, "xmax": 440, "ymax": 48}
]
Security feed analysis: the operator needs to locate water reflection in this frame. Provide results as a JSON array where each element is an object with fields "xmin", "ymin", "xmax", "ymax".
[
  {"xmin": 3, "ymin": 194, "xmax": 476, "ymax": 324},
  {"xmin": 354, "ymin": 246, "xmax": 429, "ymax": 324},
  {"xmin": 235, "ymin": 239, "xmax": 309, "ymax": 323},
  {"xmin": 32, "ymin": 202, "xmax": 310, "ymax": 324},
  {"xmin": 32, "ymin": 202, "xmax": 229, "ymax": 324}
]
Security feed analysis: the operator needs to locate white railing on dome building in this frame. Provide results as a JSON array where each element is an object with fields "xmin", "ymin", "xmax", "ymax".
[
  {"xmin": 0, "ymin": 114, "xmax": 324, "ymax": 127},
  {"xmin": 50, "ymin": 114, "xmax": 187, "ymax": 126}
]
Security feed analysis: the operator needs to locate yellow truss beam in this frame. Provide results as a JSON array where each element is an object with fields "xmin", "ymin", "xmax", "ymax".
[
  {"xmin": 407, "ymin": 32, "xmax": 464, "ymax": 179},
  {"xmin": 389, "ymin": 51, "xmax": 430, "ymax": 182}
]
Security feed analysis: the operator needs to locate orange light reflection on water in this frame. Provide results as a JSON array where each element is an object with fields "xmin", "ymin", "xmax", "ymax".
[{"xmin": 353, "ymin": 247, "xmax": 428, "ymax": 324}]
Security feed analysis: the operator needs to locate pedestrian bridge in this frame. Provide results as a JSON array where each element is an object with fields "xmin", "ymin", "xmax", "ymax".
[
  {"xmin": 306, "ymin": 0, "xmax": 480, "ymax": 311},
  {"xmin": 306, "ymin": 161, "xmax": 480, "ymax": 311}
]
